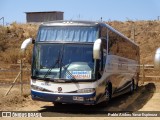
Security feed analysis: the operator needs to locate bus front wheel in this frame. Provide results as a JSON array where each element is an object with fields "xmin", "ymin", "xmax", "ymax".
[
  {"xmin": 98, "ymin": 83, "xmax": 112, "ymax": 107},
  {"xmin": 53, "ymin": 102, "xmax": 62, "ymax": 106}
]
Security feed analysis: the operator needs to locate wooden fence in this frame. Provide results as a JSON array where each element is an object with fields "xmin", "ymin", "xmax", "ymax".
[
  {"xmin": 139, "ymin": 64, "xmax": 160, "ymax": 83},
  {"xmin": 0, "ymin": 62, "xmax": 160, "ymax": 96}
]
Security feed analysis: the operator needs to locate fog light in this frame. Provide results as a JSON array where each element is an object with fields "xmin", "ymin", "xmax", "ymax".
[
  {"xmin": 77, "ymin": 88, "xmax": 95, "ymax": 93},
  {"xmin": 73, "ymin": 96, "xmax": 84, "ymax": 101},
  {"xmin": 86, "ymin": 97, "xmax": 96, "ymax": 101},
  {"xmin": 31, "ymin": 85, "xmax": 44, "ymax": 91},
  {"xmin": 31, "ymin": 79, "xmax": 36, "ymax": 83},
  {"xmin": 89, "ymin": 97, "xmax": 95, "ymax": 101}
]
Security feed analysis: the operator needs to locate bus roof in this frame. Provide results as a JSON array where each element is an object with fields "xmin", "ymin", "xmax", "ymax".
[{"xmin": 40, "ymin": 20, "xmax": 102, "ymax": 27}]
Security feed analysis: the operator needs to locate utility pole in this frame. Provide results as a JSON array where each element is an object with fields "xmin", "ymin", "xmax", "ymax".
[
  {"xmin": 0, "ymin": 17, "xmax": 4, "ymax": 26},
  {"xmin": 101, "ymin": 17, "xmax": 103, "ymax": 22},
  {"xmin": 131, "ymin": 25, "xmax": 135, "ymax": 42},
  {"xmin": 158, "ymin": 16, "xmax": 160, "ymax": 21}
]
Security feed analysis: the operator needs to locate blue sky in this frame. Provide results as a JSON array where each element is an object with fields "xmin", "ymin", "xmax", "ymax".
[{"xmin": 0, "ymin": 0, "xmax": 160, "ymax": 24}]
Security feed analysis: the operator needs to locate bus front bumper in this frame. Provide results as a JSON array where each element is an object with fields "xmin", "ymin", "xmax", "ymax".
[{"xmin": 31, "ymin": 90, "xmax": 96, "ymax": 105}]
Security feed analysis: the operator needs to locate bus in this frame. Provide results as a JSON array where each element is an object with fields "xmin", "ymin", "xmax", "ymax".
[{"xmin": 21, "ymin": 20, "xmax": 140, "ymax": 105}]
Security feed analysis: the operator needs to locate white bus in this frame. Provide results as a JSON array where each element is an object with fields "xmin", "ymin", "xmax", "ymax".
[{"xmin": 22, "ymin": 21, "xmax": 140, "ymax": 105}]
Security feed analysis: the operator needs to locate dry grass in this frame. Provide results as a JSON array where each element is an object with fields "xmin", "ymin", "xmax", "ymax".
[
  {"xmin": 0, "ymin": 22, "xmax": 38, "ymax": 66},
  {"xmin": 0, "ymin": 50, "xmax": 20, "ymax": 64}
]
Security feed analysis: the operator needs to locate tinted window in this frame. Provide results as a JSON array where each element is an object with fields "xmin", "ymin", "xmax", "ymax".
[{"xmin": 108, "ymin": 30, "xmax": 138, "ymax": 61}]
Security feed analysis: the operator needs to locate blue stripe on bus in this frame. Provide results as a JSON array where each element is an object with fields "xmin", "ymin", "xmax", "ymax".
[{"xmin": 31, "ymin": 90, "xmax": 96, "ymax": 104}]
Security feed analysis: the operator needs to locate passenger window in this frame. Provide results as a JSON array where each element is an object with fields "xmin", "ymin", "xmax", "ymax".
[
  {"xmin": 103, "ymin": 49, "xmax": 107, "ymax": 69},
  {"xmin": 101, "ymin": 26, "xmax": 108, "ymax": 39},
  {"xmin": 100, "ymin": 39, "xmax": 107, "ymax": 71}
]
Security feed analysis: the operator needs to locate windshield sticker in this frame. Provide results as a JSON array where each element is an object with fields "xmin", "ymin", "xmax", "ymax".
[{"xmin": 66, "ymin": 71, "xmax": 91, "ymax": 79}]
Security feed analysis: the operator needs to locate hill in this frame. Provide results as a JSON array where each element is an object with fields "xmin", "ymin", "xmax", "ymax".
[
  {"xmin": 0, "ymin": 21, "xmax": 160, "ymax": 68},
  {"xmin": 108, "ymin": 20, "xmax": 160, "ymax": 64},
  {"xmin": 0, "ymin": 22, "xmax": 38, "ymax": 68}
]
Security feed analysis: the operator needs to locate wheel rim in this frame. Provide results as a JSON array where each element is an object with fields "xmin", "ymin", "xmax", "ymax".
[
  {"xmin": 106, "ymin": 89, "xmax": 111, "ymax": 101},
  {"xmin": 130, "ymin": 80, "xmax": 134, "ymax": 92}
]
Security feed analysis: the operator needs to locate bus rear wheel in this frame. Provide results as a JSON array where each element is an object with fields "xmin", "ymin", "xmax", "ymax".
[
  {"xmin": 130, "ymin": 80, "xmax": 135, "ymax": 94},
  {"xmin": 135, "ymin": 82, "xmax": 138, "ymax": 91},
  {"xmin": 105, "ymin": 83, "xmax": 112, "ymax": 102}
]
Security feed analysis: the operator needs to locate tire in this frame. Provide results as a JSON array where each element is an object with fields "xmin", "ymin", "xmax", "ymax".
[
  {"xmin": 98, "ymin": 84, "xmax": 112, "ymax": 107},
  {"xmin": 53, "ymin": 102, "xmax": 62, "ymax": 106},
  {"xmin": 134, "ymin": 82, "xmax": 139, "ymax": 91},
  {"xmin": 130, "ymin": 80, "xmax": 135, "ymax": 94},
  {"xmin": 105, "ymin": 83, "xmax": 112, "ymax": 102},
  {"xmin": 135, "ymin": 73, "xmax": 139, "ymax": 91}
]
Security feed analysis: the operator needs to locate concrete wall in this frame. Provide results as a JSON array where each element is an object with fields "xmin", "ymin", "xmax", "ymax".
[{"xmin": 26, "ymin": 12, "xmax": 64, "ymax": 23}]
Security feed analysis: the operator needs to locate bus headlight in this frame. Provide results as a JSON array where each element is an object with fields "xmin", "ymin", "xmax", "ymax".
[
  {"xmin": 31, "ymin": 79, "xmax": 36, "ymax": 83},
  {"xmin": 31, "ymin": 85, "xmax": 44, "ymax": 91},
  {"xmin": 77, "ymin": 88, "xmax": 95, "ymax": 93}
]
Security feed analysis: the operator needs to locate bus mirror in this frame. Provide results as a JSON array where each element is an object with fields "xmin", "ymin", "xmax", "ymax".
[
  {"xmin": 32, "ymin": 39, "xmax": 35, "ymax": 44},
  {"xmin": 20, "ymin": 38, "xmax": 33, "ymax": 54},
  {"xmin": 154, "ymin": 48, "xmax": 160, "ymax": 70},
  {"xmin": 93, "ymin": 39, "xmax": 102, "ymax": 59}
]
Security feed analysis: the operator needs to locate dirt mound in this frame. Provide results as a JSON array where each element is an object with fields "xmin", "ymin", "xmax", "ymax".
[{"xmin": 0, "ymin": 85, "xmax": 31, "ymax": 111}]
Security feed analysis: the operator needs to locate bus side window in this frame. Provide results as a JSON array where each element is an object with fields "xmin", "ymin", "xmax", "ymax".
[
  {"xmin": 99, "ymin": 26, "xmax": 107, "ymax": 77},
  {"xmin": 103, "ymin": 49, "xmax": 107, "ymax": 69}
]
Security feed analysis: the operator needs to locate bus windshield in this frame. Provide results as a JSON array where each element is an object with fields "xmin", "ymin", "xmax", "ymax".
[{"xmin": 32, "ymin": 43, "xmax": 95, "ymax": 80}]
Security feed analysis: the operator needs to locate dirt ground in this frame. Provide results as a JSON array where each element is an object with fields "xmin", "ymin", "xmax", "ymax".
[{"xmin": 0, "ymin": 81, "xmax": 160, "ymax": 120}]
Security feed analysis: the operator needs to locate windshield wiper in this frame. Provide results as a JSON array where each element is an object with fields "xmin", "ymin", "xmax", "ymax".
[
  {"xmin": 61, "ymin": 62, "xmax": 76, "ymax": 80},
  {"xmin": 59, "ymin": 45, "xmax": 76, "ymax": 80},
  {"xmin": 43, "ymin": 44, "xmax": 76, "ymax": 80},
  {"xmin": 44, "ymin": 51, "xmax": 61, "ymax": 78}
]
